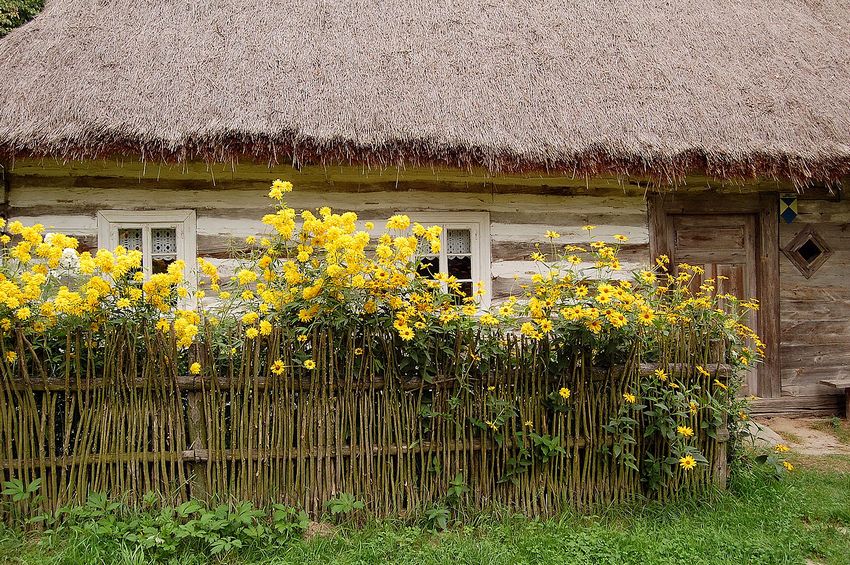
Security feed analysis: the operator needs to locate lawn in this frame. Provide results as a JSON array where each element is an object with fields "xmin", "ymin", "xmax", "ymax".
[{"xmin": 1, "ymin": 455, "xmax": 848, "ymax": 565}]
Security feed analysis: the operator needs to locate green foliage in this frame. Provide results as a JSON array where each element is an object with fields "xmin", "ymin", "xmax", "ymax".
[
  {"xmin": 325, "ymin": 493, "xmax": 365, "ymax": 519},
  {"xmin": 0, "ymin": 0, "xmax": 43, "ymax": 37},
  {"xmin": 15, "ymin": 493, "xmax": 310, "ymax": 561},
  {"xmin": 1, "ymin": 458, "xmax": 849, "ymax": 564}
]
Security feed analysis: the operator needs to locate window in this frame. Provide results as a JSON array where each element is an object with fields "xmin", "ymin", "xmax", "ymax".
[
  {"xmin": 97, "ymin": 210, "xmax": 197, "ymax": 284},
  {"xmin": 407, "ymin": 212, "xmax": 491, "ymax": 307},
  {"xmin": 782, "ymin": 224, "xmax": 832, "ymax": 279}
]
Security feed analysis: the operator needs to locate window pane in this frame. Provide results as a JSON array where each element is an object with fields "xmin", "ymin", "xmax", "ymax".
[
  {"xmin": 447, "ymin": 256, "xmax": 472, "ymax": 280},
  {"xmin": 446, "ymin": 229, "xmax": 471, "ymax": 255},
  {"xmin": 152, "ymin": 257, "xmax": 175, "ymax": 275},
  {"xmin": 118, "ymin": 228, "xmax": 142, "ymax": 251},
  {"xmin": 151, "ymin": 228, "xmax": 177, "ymax": 256},
  {"xmin": 416, "ymin": 256, "xmax": 438, "ymax": 278},
  {"xmin": 458, "ymin": 281, "xmax": 473, "ymax": 298}
]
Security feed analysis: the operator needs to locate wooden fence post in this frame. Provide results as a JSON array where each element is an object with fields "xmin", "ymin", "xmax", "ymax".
[
  {"xmin": 712, "ymin": 422, "xmax": 730, "ymax": 489},
  {"xmin": 184, "ymin": 390, "xmax": 208, "ymax": 500}
]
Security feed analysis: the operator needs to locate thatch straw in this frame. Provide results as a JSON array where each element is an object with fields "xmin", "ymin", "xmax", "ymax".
[{"xmin": 0, "ymin": 0, "xmax": 848, "ymax": 183}]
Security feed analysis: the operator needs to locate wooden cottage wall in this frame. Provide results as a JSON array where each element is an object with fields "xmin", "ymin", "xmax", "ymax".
[
  {"xmin": 4, "ymin": 163, "xmax": 651, "ymax": 304},
  {"xmin": 776, "ymin": 196, "xmax": 849, "ymax": 411}
]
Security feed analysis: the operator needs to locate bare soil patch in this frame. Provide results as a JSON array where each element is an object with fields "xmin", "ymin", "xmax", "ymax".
[{"xmin": 754, "ymin": 417, "xmax": 850, "ymax": 456}]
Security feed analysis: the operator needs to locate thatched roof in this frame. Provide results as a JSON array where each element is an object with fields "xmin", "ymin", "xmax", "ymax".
[{"xmin": 0, "ymin": 0, "xmax": 849, "ymax": 183}]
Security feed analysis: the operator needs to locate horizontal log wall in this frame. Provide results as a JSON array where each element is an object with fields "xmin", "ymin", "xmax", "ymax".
[
  {"xmin": 778, "ymin": 196, "xmax": 849, "ymax": 409},
  {"xmin": 5, "ymin": 163, "xmax": 651, "ymax": 302}
]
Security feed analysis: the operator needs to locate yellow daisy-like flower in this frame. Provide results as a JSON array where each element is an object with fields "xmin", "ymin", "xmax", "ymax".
[
  {"xmin": 714, "ymin": 379, "xmax": 728, "ymax": 391},
  {"xmin": 696, "ymin": 365, "xmax": 710, "ymax": 377},
  {"xmin": 268, "ymin": 179, "xmax": 293, "ymax": 199},
  {"xmin": 189, "ymin": 362, "xmax": 201, "ymax": 375},
  {"xmin": 354, "ymin": 347, "xmax": 364, "ymax": 356},
  {"xmin": 5, "ymin": 351, "xmax": 17, "ymax": 363},
  {"xmin": 782, "ymin": 461, "xmax": 794, "ymax": 472},
  {"xmin": 679, "ymin": 455, "xmax": 697, "ymax": 471},
  {"xmin": 613, "ymin": 234, "xmax": 629, "ymax": 242},
  {"xmin": 245, "ymin": 327, "xmax": 259, "ymax": 339},
  {"xmin": 654, "ymin": 369, "xmax": 668, "ymax": 382},
  {"xmin": 303, "ymin": 360, "xmax": 316, "ymax": 370},
  {"xmin": 545, "ymin": 230, "xmax": 561, "ymax": 239},
  {"xmin": 397, "ymin": 326, "xmax": 415, "ymax": 341},
  {"xmin": 559, "ymin": 387, "xmax": 571, "ymax": 400},
  {"xmin": 623, "ymin": 392, "xmax": 637, "ymax": 404},
  {"xmin": 582, "ymin": 225, "xmax": 597, "ymax": 231},
  {"xmin": 677, "ymin": 426, "xmax": 694, "ymax": 438},
  {"xmin": 271, "ymin": 359, "xmax": 286, "ymax": 375},
  {"xmin": 774, "ymin": 444, "xmax": 790, "ymax": 453}
]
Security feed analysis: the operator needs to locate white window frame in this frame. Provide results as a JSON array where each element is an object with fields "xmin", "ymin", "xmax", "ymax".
[
  {"xmin": 96, "ymin": 210, "xmax": 198, "ymax": 291},
  {"xmin": 404, "ymin": 212, "xmax": 491, "ymax": 308}
]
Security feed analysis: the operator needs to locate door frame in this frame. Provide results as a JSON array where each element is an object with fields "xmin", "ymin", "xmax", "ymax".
[{"xmin": 647, "ymin": 192, "xmax": 781, "ymax": 398}]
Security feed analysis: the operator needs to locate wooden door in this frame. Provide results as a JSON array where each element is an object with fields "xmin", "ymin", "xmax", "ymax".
[
  {"xmin": 668, "ymin": 214, "xmax": 759, "ymax": 395},
  {"xmin": 648, "ymin": 193, "xmax": 780, "ymax": 399}
]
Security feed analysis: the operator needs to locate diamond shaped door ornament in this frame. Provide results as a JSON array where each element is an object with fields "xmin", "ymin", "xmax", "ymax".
[
  {"xmin": 782, "ymin": 225, "xmax": 832, "ymax": 279},
  {"xmin": 779, "ymin": 194, "xmax": 798, "ymax": 224}
]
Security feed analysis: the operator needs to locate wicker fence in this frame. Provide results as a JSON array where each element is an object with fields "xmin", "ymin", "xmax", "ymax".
[{"xmin": 0, "ymin": 326, "xmax": 729, "ymax": 519}]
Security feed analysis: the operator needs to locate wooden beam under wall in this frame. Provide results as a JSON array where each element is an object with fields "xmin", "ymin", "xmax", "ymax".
[{"xmin": 750, "ymin": 395, "xmax": 844, "ymax": 417}]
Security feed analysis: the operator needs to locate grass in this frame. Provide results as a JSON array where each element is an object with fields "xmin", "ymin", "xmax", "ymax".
[{"xmin": 0, "ymin": 455, "xmax": 848, "ymax": 565}]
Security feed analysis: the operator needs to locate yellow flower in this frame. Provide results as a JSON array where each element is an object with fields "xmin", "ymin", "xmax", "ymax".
[
  {"xmin": 236, "ymin": 269, "xmax": 257, "ymax": 285},
  {"xmin": 582, "ymin": 225, "xmax": 596, "ymax": 231},
  {"xmin": 679, "ymin": 455, "xmax": 697, "ymax": 471},
  {"xmin": 303, "ymin": 360, "xmax": 316, "ymax": 370},
  {"xmin": 623, "ymin": 392, "xmax": 637, "ymax": 404},
  {"xmin": 677, "ymin": 426, "xmax": 694, "ymax": 438},
  {"xmin": 774, "ymin": 444, "xmax": 790, "ymax": 453},
  {"xmin": 116, "ymin": 298, "xmax": 131, "ymax": 309},
  {"xmin": 297, "ymin": 334, "xmax": 308, "ymax": 343},
  {"xmin": 524, "ymin": 420, "xmax": 533, "ymax": 428},
  {"xmin": 189, "ymin": 362, "xmax": 201, "ymax": 375},
  {"xmin": 545, "ymin": 230, "xmax": 561, "ymax": 239},
  {"xmin": 269, "ymin": 179, "xmax": 293, "ymax": 199},
  {"xmin": 613, "ymin": 234, "xmax": 629, "ymax": 242},
  {"xmin": 782, "ymin": 461, "xmax": 794, "ymax": 472},
  {"xmin": 271, "ymin": 359, "xmax": 286, "ymax": 375},
  {"xmin": 397, "ymin": 326, "xmax": 415, "ymax": 341},
  {"xmin": 696, "ymin": 365, "xmax": 710, "ymax": 377},
  {"xmin": 386, "ymin": 214, "xmax": 411, "ymax": 230},
  {"xmin": 15, "ymin": 307, "xmax": 31, "ymax": 321},
  {"xmin": 714, "ymin": 379, "xmax": 728, "ymax": 391},
  {"xmin": 487, "ymin": 385, "xmax": 496, "ymax": 392},
  {"xmin": 245, "ymin": 327, "xmax": 259, "ymax": 339},
  {"xmin": 654, "ymin": 369, "xmax": 668, "ymax": 382},
  {"xmin": 5, "ymin": 351, "xmax": 17, "ymax": 363},
  {"xmin": 559, "ymin": 387, "xmax": 571, "ymax": 400},
  {"xmin": 259, "ymin": 320, "xmax": 273, "ymax": 336},
  {"xmin": 638, "ymin": 308, "xmax": 655, "ymax": 325},
  {"xmin": 354, "ymin": 347, "xmax": 364, "ymax": 355}
]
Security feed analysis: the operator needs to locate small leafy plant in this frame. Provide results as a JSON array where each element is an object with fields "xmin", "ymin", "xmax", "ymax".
[{"xmin": 326, "ymin": 493, "xmax": 365, "ymax": 519}]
